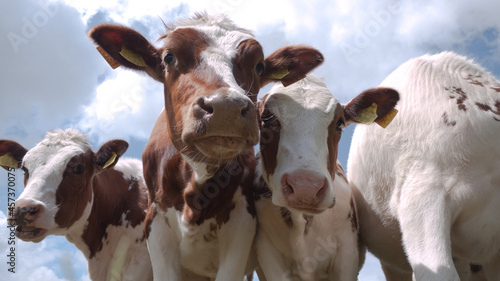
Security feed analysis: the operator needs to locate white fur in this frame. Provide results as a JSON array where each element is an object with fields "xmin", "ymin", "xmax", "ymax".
[
  {"xmin": 348, "ymin": 52, "xmax": 500, "ymax": 280},
  {"xmin": 262, "ymin": 76, "xmax": 338, "ymax": 209},
  {"xmin": 114, "ymin": 157, "xmax": 143, "ymax": 181},
  {"xmin": 181, "ymin": 154, "xmax": 213, "ymax": 184},
  {"xmin": 256, "ymin": 75, "xmax": 360, "ymax": 280}
]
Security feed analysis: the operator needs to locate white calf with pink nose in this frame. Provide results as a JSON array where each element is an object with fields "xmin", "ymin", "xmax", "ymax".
[{"xmin": 255, "ymin": 75, "xmax": 399, "ymax": 280}]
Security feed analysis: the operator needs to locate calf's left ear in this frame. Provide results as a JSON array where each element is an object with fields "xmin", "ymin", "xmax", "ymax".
[
  {"xmin": 0, "ymin": 140, "xmax": 28, "ymax": 170},
  {"xmin": 95, "ymin": 140, "xmax": 129, "ymax": 172},
  {"xmin": 344, "ymin": 87, "xmax": 400, "ymax": 128}
]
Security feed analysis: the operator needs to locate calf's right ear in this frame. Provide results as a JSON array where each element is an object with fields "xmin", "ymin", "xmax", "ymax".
[
  {"xmin": 95, "ymin": 140, "xmax": 129, "ymax": 172},
  {"xmin": 262, "ymin": 46, "xmax": 324, "ymax": 87},
  {"xmin": 89, "ymin": 24, "xmax": 164, "ymax": 82},
  {"xmin": 0, "ymin": 140, "xmax": 28, "ymax": 170},
  {"xmin": 344, "ymin": 87, "xmax": 400, "ymax": 128}
]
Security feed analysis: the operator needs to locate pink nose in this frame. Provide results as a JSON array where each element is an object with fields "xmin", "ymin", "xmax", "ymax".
[
  {"xmin": 281, "ymin": 170, "xmax": 327, "ymax": 209},
  {"xmin": 8, "ymin": 199, "xmax": 44, "ymax": 226}
]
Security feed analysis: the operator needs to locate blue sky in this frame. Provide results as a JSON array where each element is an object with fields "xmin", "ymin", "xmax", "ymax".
[{"xmin": 1, "ymin": 0, "xmax": 500, "ymax": 280}]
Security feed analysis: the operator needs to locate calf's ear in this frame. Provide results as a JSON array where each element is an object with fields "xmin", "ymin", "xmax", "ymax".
[
  {"xmin": 0, "ymin": 140, "xmax": 28, "ymax": 170},
  {"xmin": 344, "ymin": 87, "xmax": 400, "ymax": 128},
  {"xmin": 261, "ymin": 46, "xmax": 324, "ymax": 87},
  {"xmin": 89, "ymin": 24, "xmax": 164, "ymax": 81},
  {"xmin": 95, "ymin": 140, "xmax": 129, "ymax": 172}
]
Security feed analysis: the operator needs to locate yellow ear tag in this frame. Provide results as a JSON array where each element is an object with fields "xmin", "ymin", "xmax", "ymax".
[
  {"xmin": 103, "ymin": 152, "xmax": 117, "ymax": 169},
  {"xmin": 96, "ymin": 46, "xmax": 121, "ymax": 69},
  {"xmin": 0, "ymin": 153, "xmax": 19, "ymax": 168},
  {"xmin": 119, "ymin": 46, "xmax": 147, "ymax": 67},
  {"xmin": 376, "ymin": 108, "xmax": 398, "ymax": 128},
  {"xmin": 353, "ymin": 103, "xmax": 378, "ymax": 125},
  {"xmin": 266, "ymin": 68, "xmax": 290, "ymax": 80}
]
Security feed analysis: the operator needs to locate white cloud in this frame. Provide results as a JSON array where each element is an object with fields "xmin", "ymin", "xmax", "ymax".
[
  {"xmin": 85, "ymin": 70, "xmax": 144, "ymax": 121},
  {"xmin": 0, "ymin": 0, "xmax": 110, "ymax": 147},
  {"xmin": 76, "ymin": 69, "xmax": 164, "ymax": 144}
]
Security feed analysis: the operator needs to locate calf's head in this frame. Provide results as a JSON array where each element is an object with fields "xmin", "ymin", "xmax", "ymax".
[
  {"xmin": 89, "ymin": 14, "xmax": 323, "ymax": 163},
  {"xmin": 258, "ymin": 75, "xmax": 399, "ymax": 214},
  {"xmin": 1, "ymin": 129, "xmax": 128, "ymax": 242}
]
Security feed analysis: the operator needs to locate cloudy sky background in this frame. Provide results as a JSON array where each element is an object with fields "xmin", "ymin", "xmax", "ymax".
[{"xmin": 1, "ymin": 0, "xmax": 500, "ymax": 280}]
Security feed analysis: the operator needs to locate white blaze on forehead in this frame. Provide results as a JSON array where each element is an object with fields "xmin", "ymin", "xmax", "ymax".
[
  {"xmin": 19, "ymin": 129, "xmax": 92, "ymax": 227},
  {"xmin": 174, "ymin": 14, "xmax": 255, "ymax": 93}
]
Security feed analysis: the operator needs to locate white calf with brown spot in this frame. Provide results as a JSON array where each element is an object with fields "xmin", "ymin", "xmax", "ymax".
[
  {"xmin": 1, "ymin": 129, "xmax": 151, "ymax": 281},
  {"xmin": 89, "ymin": 13, "xmax": 323, "ymax": 280},
  {"xmin": 255, "ymin": 75, "xmax": 399, "ymax": 281},
  {"xmin": 348, "ymin": 52, "xmax": 500, "ymax": 280}
]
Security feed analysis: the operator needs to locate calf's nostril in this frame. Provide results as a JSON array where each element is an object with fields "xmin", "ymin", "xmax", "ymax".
[
  {"xmin": 240, "ymin": 101, "xmax": 253, "ymax": 118},
  {"xmin": 197, "ymin": 97, "xmax": 214, "ymax": 114},
  {"xmin": 29, "ymin": 206, "xmax": 39, "ymax": 215}
]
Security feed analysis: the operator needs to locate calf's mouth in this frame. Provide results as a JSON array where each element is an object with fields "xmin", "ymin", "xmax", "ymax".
[{"xmin": 16, "ymin": 226, "xmax": 48, "ymax": 242}]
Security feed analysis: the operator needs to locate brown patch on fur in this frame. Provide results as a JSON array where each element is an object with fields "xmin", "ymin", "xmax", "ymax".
[
  {"xmin": 442, "ymin": 112, "xmax": 457, "ymax": 126},
  {"xmin": 232, "ymin": 39, "xmax": 265, "ymax": 102},
  {"xmin": 162, "ymin": 28, "xmax": 210, "ymax": 74},
  {"xmin": 258, "ymin": 95, "xmax": 281, "ymax": 179},
  {"xmin": 491, "ymin": 86, "xmax": 500, "ymax": 92},
  {"xmin": 142, "ymin": 112, "xmax": 188, "ymax": 214},
  {"xmin": 446, "ymin": 87, "xmax": 468, "ymax": 111},
  {"xmin": 475, "ymin": 101, "xmax": 500, "ymax": 121},
  {"xmin": 464, "ymin": 74, "xmax": 484, "ymax": 87},
  {"xmin": 326, "ymin": 106, "xmax": 343, "ymax": 178},
  {"xmin": 81, "ymin": 168, "xmax": 148, "ymax": 258},
  {"xmin": 54, "ymin": 151, "xmax": 95, "ymax": 229},
  {"xmin": 182, "ymin": 148, "xmax": 256, "ymax": 227}
]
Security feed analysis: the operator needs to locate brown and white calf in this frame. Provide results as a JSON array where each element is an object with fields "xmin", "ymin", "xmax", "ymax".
[
  {"xmin": 348, "ymin": 52, "xmax": 500, "ymax": 281},
  {"xmin": 89, "ymin": 13, "xmax": 323, "ymax": 280},
  {"xmin": 1, "ymin": 129, "xmax": 152, "ymax": 281},
  {"xmin": 254, "ymin": 75, "xmax": 399, "ymax": 280}
]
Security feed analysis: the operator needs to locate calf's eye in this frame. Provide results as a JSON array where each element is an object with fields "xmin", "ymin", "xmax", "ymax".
[
  {"xmin": 164, "ymin": 53, "xmax": 174, "ymax": 65},
  {"xmin": 256, "ymin": 63, "xmax": 264, "ymax": 76},
  {"xmin": 261, "ymin": 113, "xmax": 277, "ymax": 125},
  {"xmin": 336, "ymin": 119, "xmax": 345, "ymax": 131},
  {"xmin": 74, "ymin": 164, "xmax": 84, "ymax": 174}
]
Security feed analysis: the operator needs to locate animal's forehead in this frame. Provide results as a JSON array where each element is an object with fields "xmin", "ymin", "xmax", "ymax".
[
  {"xmin": 265, "ymin": 83, "xmax": 339, "ymax": 119},
  {"xmin": 23, "ymin": 143, "xmax": 90, "ymax": 172},
  {"xmin": 170, "ymin": 25, "xmax": 253, "ymax": 56}
]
